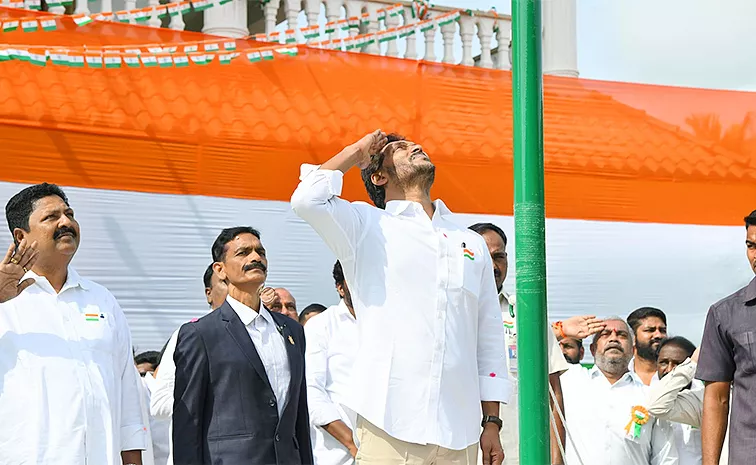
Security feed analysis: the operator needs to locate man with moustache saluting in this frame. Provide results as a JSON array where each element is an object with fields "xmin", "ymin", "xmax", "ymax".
[{"xmin": 172, "ymin": 226, "xmax": 313, "ymax": 465}]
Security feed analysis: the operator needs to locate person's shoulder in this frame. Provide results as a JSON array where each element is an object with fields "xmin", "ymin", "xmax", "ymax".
[
  {"xmin": 709, "ymin": 279, "xmax": 754, "ymax": 314},
  {"xmin": 303, "ymin": 306, "xmax": 336, "ymax": 333}
]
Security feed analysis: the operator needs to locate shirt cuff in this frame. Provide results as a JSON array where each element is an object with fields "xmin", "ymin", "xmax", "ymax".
[
  {"xmin": 310, "ymin": 402, "xmax": 343, "ymax": 427},
  {"xmin": 480, "ymin": 374, "xmax": 513, "ymax": 404},
  {"xmin": 121, "ymin": 424, "xmax": 148, "ymax": 451},
  {"xmin": 298, "ymin": 164, "xmax": 344, "ymax": 196}
]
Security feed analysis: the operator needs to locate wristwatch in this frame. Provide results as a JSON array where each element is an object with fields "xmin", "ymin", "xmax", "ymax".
[{"xmin": 481, "ymin": 415, "xmax": 503, "ymax": 430}]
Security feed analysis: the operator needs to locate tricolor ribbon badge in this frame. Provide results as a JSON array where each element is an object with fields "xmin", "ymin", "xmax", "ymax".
[
  {"xmin": 624, "ymin": 405, "xmax": 650, "ymax": 439},
  {"xmin": 462, "ymin": 242, "xmax": 475, "ymax": 261},
  {"xmin": 85, "ymin": 313, "xmax": 105, "ymax": 322}
]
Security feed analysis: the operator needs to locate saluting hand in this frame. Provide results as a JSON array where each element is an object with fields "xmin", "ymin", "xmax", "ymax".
[
  {"xmin": 561, "ymin": 315, "xmax": 606, "ymax": 339},
  {"xmin": 259, "ymin": 286, "xmax": 279, "ymax": 309},
  {"xmin": 353, "ymin": 129, "xmax": 388, "ymax": 169},
  {"xmin": 0, "ymin": 239, "xmax": 38, "ymax": 304}
]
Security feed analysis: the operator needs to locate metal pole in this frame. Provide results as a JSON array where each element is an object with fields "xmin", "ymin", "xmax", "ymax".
[{"xmin": 511, "ymin": 0, "xmax": 549, "ymax": 464}]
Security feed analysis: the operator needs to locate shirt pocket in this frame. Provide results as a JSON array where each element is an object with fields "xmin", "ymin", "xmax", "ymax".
[
  {"xmin": 461, "ymin": 258, "xmax": 481, "ymax": 297},
  {"xmin": 76, "ymin": 308, "xmax": 115, "ymax": 355},
  {"xmin": 733, "ymin": 331, "xmax": 756, "ymax": 374}
]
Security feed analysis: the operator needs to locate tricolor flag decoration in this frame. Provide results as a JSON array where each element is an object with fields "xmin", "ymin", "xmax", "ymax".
[
  {"xmin": 360, "ymin": 12, "xmax": 370, "ymax": 24},
  {"xmin": 302, "ymin": 25, "xmax": 319, "ymax": 40},
  {"xmin": 218, "ymin": 0, "xmax": 232, "ymax": 5},
  {"xmin": 29, "ymin": 50, "xmax": 47, "ymax": 67},
  {"xmin": 157, "ymin": 53, "xmax": 173, "ymax": 67},
  {"xmin": 261, "ymin": 50, "xmax": 274, "ymax": 60},
  {"xmin": 141, "ymin": 54, "xmax": 158, "ymax": 67},
  {"xmin": 420, "ymin": 19, "xmax": 436, "ymax": 33},
  {"xmin": 348, "ymin": 16, "xmax": 359, "ymax": 29},
  {"xmin": 192, "ymin": 0, "xmax": 211, "ymax": 11},
  {"xmin": 204, "ymin": 42, "xmax": 220, "ymax": 52},
  {"xmin": 223, "ymin": 41, "xmax": 237, "ymax": 51},
  {"xmin": 46, "ymin": 0, "xmax": 61, "ymax": 6},
  {"xmin": 253, "ymin": 33, "xmax": 267, "ymax": 42},
  {"xmin": 463, "ymin": 248, "xmax": 475, "ymax": 261},
  {"xmin": 284, "ymin": 29, "xmax": 297, "ymax": 44},
  {"xmin": 168, "ymin": 4, "xmax": 181, "ymax": 16},
  {"xmin": 68, "ymin": 52, "xmax": 84, "ymax": 67},
  {"xmin": 399, "ymin": 27, "xmax": 414, "ymax": 38},
  {"xmin": 179, "ymin": 1, "xmax": 192, "ymax": 14},
  {"xmin": 3, "ymin": 21, "xmax": 19, "ymax": 32},
  {"xmin": 85, "ymin": 52, "xmax": 103, "ymax": 68},
  {"xmin": 115, "ymin": 10, "xmax": 131, "ymax": 23},
  {"xmin": 247, "ymin": 51, "xmax": 261, "ymax": 62},
  {"xmin": 26, "ymin": 0, "xmax": 41, "ymax": 10},
  {"xmin": 0, "ymin": 48, "xmax": 11, "ymax": 62},
  {"xmin": 276, "ymin": 46, "xmax": 298, "ymax": 57},
  {"xmin": 22, "ymin": 20, "xmax": 38, "ymax": 32},
  {"xmin": 184, "ymin": 43, "xmax": 199, "ymax": 53},
  {"xmin": 85, "ymin": 313, "xmax": 100, "ymax": 322},
  {"xmin": 73, "ymin": 14, "xmax": 94, "ymax": 27},
  {"xmin": 324, "ymin": 23, "xmax": 335, "ymax": 34},
  {"xmin": 123, "ymin": 54, "xmax": 141, "ymax": 67},
  {"xmin": 268, "ymin": 31, "xmax": 281, "ymax": 43},
  {"xmin": 104, "ymin": 54, "xmax": 122, "ymax": 68},
  {"xmin": 133, "ymin": 8, "xmax": 151, "ymax": 23},
  {"xmin": 40, "ymin": 18, "xmax": 57, "ymax": 31},
  {"xmin": 377, "ymin": 8, "xmax": 387, "ymax": 21},
  {"xmin": 157, "ymin": 5, "xmax": 170, "ymax": 18},
  {"xmin": 173, "ymin": 54, "xmax": 189, "ymax": 67},
  {"xmin": 337, "ymin": 19, "xmax": 349, "ymax": 31},
  {"xmin": 49, "ymin": 51, "xmax": 69, "ymax": 66},
  {"xmin": 93, "ymin": 12, "xmax": 114, "ymax": 22},
  {"xmin": 188, "ymin": 52, "xmax": 208, "ymax": 65}
]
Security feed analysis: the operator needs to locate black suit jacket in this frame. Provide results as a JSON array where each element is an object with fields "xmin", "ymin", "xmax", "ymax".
[{"xmin": 173, "ymin": 301, "xmax": 313, "ymax": 465}]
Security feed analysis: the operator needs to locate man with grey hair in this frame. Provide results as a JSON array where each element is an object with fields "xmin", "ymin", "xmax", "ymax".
[{"xmin": 559, "ymin": 318, "xmax": 678, "ymax": 465}]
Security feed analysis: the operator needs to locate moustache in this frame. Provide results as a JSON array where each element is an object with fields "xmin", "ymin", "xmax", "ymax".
[
  {"xmin": 650, "ymin": 338, "xmax": 664, "ymax": 346},
  {"xmin": 53, "ymin": 226, "xmax": 77, "ymax": 240},
  {"xmin": 243, "ymin": 261, "xmax": 267, "ymax": 273},
  {"xmin": 603, "ymin": 343, "xmax": 624, "ymax": 353}
]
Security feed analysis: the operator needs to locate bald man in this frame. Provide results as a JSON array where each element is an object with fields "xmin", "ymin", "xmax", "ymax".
[{"xmin": 269, "ymin": 287, "xmax": 298, "ymax": 320}]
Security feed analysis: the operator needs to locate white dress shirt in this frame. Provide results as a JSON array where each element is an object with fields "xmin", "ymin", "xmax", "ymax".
[
  {"xmin": 137, "ymin": 375, "xmax": 157, "ymax": 465},
  {"xmin": 150, "ymin": 327, "xmax": 179, "ymax": 465},
  {"xmin": 0, "ymin": 267, "xmax": 146, "ymax": 464},
  {"xmin": 492, "ymin": 293, "xmax": 569, "ymax": 465},
  {"xmin": 142, "ymin": 373, "xmax": 171, "ymax": 465},
  {"xmin": 560, "ymin": 365, "xmax": 678, "ymax": 465},
  {"xmin": 305, "ymin": 300, "xmax": 359, "ymax": 465},
  {"xmin": 629, "ymin": 358, "xmax": 660, "ymax": 386},
  {"xmin": 648, "ymin": 359, "xmax": 728, "ymax": 465},
  {"xmin": 292, "ymin": 166, "xmax": 511, "ymax": 450},
  {"xmin": 226, "ymin": 295, "xmax": 291, "ymax": 416}
]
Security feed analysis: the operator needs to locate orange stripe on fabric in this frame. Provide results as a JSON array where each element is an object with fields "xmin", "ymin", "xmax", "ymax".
[{"xmin": 0, "ymin": 8, "xmax": 755, "ymax": 226}]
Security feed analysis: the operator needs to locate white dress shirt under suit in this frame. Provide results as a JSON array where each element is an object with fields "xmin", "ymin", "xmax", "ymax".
[
  {"xmin": 291, "ymin": 165, "xmax": 511, "ymax": 451},
  {"xmin": 150, "ymin": 327, "xmax": 179, "ymax": 465},
  {"xmin": 560, "ymin": 365, "xmax": 678, "ymax": 465},
  {"xmin": 305, "ymin": 300, "xmax": 359, "ymax": 465},
  {"xmin": 0, "ymin": 267, "xmax": 146, "ymax": 464}
]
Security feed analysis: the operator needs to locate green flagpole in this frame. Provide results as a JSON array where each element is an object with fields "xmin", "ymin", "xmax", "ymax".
[{"xmin": 511, "ymin": 0, "xmax": 549, "ymax": 464}]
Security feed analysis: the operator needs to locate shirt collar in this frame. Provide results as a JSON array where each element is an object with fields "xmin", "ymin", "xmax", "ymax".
[
  {"xmin": 23, "ymin": 266, "xmax": 90, "ymax": 294},
  {"xmin": 589, "ymin": 365, "xmax": 639, "ymax": 385},
  {"xmin": 226, "ymin": 295, "xmax": 275, "ymax": 327},
  {"xmin": 744, "ymin": 276, "xmax": 756, "ymax": 304},
  {"xmin": 336, "ymin": 299, "xmax": 356, "ymax": 321},
  {"xmin": 384, "ymin": 199, "xmax": 452, "ymax": 217}
]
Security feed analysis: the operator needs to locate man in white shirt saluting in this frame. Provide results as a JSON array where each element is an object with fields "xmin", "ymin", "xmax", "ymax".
[
  {"xmin": 0, "ymin": 183, "xmax": 146, "ymax": 465},
  {"xmin": 292, "ymin": 130, "xmax": 511, "ymax": 465}
]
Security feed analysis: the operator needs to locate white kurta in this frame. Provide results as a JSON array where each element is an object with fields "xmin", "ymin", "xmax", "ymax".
[
  {"xmin": 305, "ymin": 300, "xmax": 359, "ymax": 465},
  {"xmin": 0, "ymin": 267, "xmax": 146, "ymax": 464},
  {"xmin": 292, "ymin": 166, "xmax": 511, "ymax": 450}
]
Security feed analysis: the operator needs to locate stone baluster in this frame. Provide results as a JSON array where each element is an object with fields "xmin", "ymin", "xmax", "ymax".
[
  {"xmin": 304, "ymin": 0, "xmax": 321, "ymax": 43},
  {"xmin": 458, "ymin": 14, "xmax": 475, "ymax": 66},
  {"xmin": 101, "ymin": 0, "xmax": 112, "ymax": 14},
  {"xmin": 147, "ymin": 0, "xmax": 161, "ymax": 27},
  {"xmin": 74, "ymin": 0, "xmax": 90, "ymax": 14},
  {"xmin": 440, "ymin": 18, "xmax": 456, "ymax": 63},
  {"xmin": 284, "ymin": 0, "xmax": 301, "ymax": 34},
  {"xmin": 384, "ymin": 7, "xmax": 401, "ymax": 58},
  {"xmin": 47, "ymin": 4, "xmax": 65, "ymax": 14},
  {"xmin": 495, "ymin": 20, "xmax": 510, "ymax": 70},
  {"xmin": 363, "ymin": 2, "xmax": 381, "ymax": 55},
  {"xmin": 125, "ymin": 0, "xmax": 136, "ymax": 17},
  {"xmin": 324, "ymin": 0, "xmax": 342, "ymax": 40},
  {"xmin": 264, "ymin": 0, "xmax": 282, "ymax": 35},
  {"xmin": 476, "ymin": 16, "xmax": 495, "ymax": 68},
  {"xmin": 170, "ymin": 0, "xmax": 186, "ymax": 30},
  {"xmin": 403, "ymin": 6, "xmax": 418, "ymax": 60},
  {"xmin": 422, "ymin": 20, "xmax": 436, "ymax": 62},
  {"xmin": 203, "ymin": 0, "xmax": 249, "ymax": 37},
  {"xmin": 344, "ymin": 0, "xmax": 360, "ymax": 38}
]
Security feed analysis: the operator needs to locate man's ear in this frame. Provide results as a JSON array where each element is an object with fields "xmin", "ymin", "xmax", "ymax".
[
  {"xmin": 589, "ymin": 343, "xmax": 597, "ymax": 357},
  {"xmin": 212, "ymin": 261, "xmax": 227, "ymax": 282},
  {"xmin": 371, "ymin": 170, "xmax": 388, "ymax": 187},
  {"xmin": 12, "ymin": 228, "xmax": 26, "ymax": 246}
]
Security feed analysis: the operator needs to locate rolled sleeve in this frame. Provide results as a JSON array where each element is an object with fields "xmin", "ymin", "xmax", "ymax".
[
  {"xmin": 476, "ymin": 240, "xmax": 512, "ymax": 403},
  {"xmin": 696, "ymin": 305, "xmax": 735, "ymax": 383},
  {"xmin": 546, "ymin": 327, "xmax": 569, "ymax": 374},
  {"xmin": 291, "ymin": 165, "xmax": 366, "ymax": 262},
  {"xmin": 121, "ymin": 422, "xmax": 148, "ymax": 451}
]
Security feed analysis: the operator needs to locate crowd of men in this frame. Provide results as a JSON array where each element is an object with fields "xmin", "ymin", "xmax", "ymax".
[{"xmin": 0, "ymin": 130, "xmax": 754, "ymax": 465}]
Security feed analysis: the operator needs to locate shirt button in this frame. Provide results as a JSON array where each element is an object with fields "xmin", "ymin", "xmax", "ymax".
[
  {"xmin": 275, "ymin": 434, "xmax": 280, "ymax": 442},
  {"xmin": 269, "ymin": 399, "xmax": 276, "ymax": 407}
]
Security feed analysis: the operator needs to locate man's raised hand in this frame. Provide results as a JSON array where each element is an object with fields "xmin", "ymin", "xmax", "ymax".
[
  {"xmin": 0, "ymin": 239, "xmax": 38, "ymax": 304},
  {"xmin": 353, "ymin": 130, "xmax": 388, "ymax": 169}
]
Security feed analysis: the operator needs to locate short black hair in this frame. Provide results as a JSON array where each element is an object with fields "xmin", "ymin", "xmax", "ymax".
[
  {"xmin": 5, "ymin": 183, "xmax": 69, "ymax": 237},
  {"xmin": 333, "ymin": 260, "xmax": 345, "ymax": 286},
  {"xmin": 298, "ymin": 303, "xmax": 327, "ymax": 324},
  {"xmin": 203, "ymin": 264, "xmax": 214, "ymax": 289},
  {"xmin": 657, "ymin": 336, "xmax": 696, "ymax": 357},
  {"xmin": 626, "ymin": 307, "xmax": 667, "ymax": 335},
  {"xmin": 745, "ymin": 210, "xmax": 756, "ymax": 229},
  {"xmin": 134, "ymin": 350, "xmax": 160, "ymax": 367},
  {"xmin": 360, "ymin": 133, "xmax": 405, "ymax": 209},
  {"xmin": 211, "ymin": 226, "xmax": 261, "ymax": 262},
  {"xmin": 468, "ymin": 222, "xmax": 508, "ymax": 246}
]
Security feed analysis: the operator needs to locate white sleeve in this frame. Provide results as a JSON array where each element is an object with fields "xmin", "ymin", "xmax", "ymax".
[
  {"xmin": 649, "ymin": 418, "xmax": 679, "ymax": 465},
  {"xmin": 547, "ymin": 326, "xmax": 569, "ymax": 375},
  {"xmin": 304, "ymin": 316, "xmax": 342, "ymax": 427},
  {"xmin": 647, "ymin": 359, "xmax": 703, "ymax": 427},
  {"xmin": 112, "ymin": 296, "xmax": 148, "ymax": 451},
  {"xmin": 150, "ymin": 329, "xmax": 179, "ymax": 419},
  {"xmin": 476, "ymin": 247, "xmax": 512, "ymax": 403},
  {"xmin": 290, "ymin": 164, "xmax": 367, "ymax": 261}
]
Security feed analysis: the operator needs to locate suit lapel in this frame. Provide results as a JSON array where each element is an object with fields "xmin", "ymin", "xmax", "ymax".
[{"xmin": 221, "ymin": 302, "xmax": 273, "ymax": 391}]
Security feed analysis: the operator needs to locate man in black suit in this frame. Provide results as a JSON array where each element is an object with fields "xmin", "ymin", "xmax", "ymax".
[{"xmin": 173, "ymin": 226, "xmax": 313, "ymax": 465}]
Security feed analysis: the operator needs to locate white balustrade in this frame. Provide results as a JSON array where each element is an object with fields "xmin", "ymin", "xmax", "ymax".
[{"xmin": 40, "ymin": 0, "xmax": 577, "ymax": 75}]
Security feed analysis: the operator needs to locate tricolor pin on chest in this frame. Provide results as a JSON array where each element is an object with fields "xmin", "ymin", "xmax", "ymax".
[{"xmin": 461, "ymin": 242, "xmax": 475, "ymax": 261}]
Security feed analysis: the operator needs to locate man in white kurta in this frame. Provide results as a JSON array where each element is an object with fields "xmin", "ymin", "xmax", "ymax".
[
  {"xmin": 560, "ymin": 318, "xmax": 678, "ymax": 465},
  {"xmin": 0, "ymin": 183, "xmax": 145, "ymax": 464},
  {"xmin": 292, "ymin": 131, "xmax": 511, "ymax": 465}
]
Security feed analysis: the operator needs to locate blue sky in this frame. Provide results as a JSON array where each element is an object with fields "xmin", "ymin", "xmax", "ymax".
[{"xmin": 452, "ymin": 0, "xmax": 756, "ymax": 91}]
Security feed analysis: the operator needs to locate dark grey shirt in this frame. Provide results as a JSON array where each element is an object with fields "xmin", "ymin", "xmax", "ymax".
[{"xmin": 696, "ymin": 276, "xmax": 756, "ymax": 464}]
